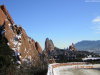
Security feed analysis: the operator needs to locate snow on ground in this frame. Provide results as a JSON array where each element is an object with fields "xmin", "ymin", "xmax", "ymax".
[
  {"xmin": 47, "ymin": 63, "xmax": 59, "ymax": 75},
  {"xmin": 47, "ymin": 63, "xmax": 100, "ymax": 75},
  {"xmin": 58, "ymin": 69, "xmax": 100, "ymax": 75},
  {"xmin": 53, "ymin": 66, "xmax": 74, "ymax": 75}
]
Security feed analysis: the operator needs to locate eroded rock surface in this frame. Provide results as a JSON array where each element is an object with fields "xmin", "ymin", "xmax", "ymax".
[
  {"xmin": 0, "ymin": 5, "xmax": 43, "ymax": 66},
  {"xmin": 45, "ymin": 38, "xmax": 54, "ymax": 52}
]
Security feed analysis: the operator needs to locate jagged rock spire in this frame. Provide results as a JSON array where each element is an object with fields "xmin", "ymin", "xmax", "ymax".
[{"xmin": 45, "ymin": 38, "xmax": 54, "ymax": 52}]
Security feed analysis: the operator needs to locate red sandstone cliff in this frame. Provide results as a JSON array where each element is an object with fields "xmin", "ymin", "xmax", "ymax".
[
  {"xmin": 0, "ymin": 5, "xmax": 14, "ymax": 26},
  {"xmin": 0, "ymin": 5, "xmax": 43, "ymax": 65}
]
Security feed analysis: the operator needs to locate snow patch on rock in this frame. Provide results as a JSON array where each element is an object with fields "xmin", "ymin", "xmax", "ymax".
[
  {"xmin": 8, "ymin": 23, "xmax": 11, "ymax": 27},
  {"xmin": 7, "ymin": 43, "xmax": 10, "ymax": 46},
  {"xmin": 12, "ymin": 48, "xmax": 16, "ymax": 51},
  {"xmin": 16, "ymin": 34, "xmax": 21, "ymax": 40},
  {"xmin": 12, "ymin": 34, "xmax": 22, "ymax": 52},
  {"xmin": 17, "ymin": 61, "xmax": 21, "ymax": 64}
]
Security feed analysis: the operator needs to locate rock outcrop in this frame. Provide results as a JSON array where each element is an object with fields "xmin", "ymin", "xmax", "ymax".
[
  {"xmin": 45, "ymin": 38, "xmax": 54, "ymax": 52},
  {"xmin": 0, "ymin": 5, "xmax": 14, "ymax": 26},
  {"xmin": 43, "ymin": 38, "xmax": 55, "ymax": 63},
  {"xmin": 69, "ymin": 43, "xmax": 77, "ymax": 51},
  {"xmin": 0, "ymin": 5, "xmax": 42, "ymax": 66}
]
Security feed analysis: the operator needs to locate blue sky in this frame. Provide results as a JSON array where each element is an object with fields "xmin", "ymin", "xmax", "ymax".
[{"xmin": 0, "ymin": 0, "xmax": 100, "ymax": 49}]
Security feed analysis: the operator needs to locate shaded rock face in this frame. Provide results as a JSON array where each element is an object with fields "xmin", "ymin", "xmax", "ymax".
[
  {"xmin": 35, "ymin": 42, "xmax": 42, "ymax": 54},
  {"xmin": 45, "ymin": 38, "xmax": 54, "ymax": 52},
  {"xmin": 43, "ymin": 38, "xmax": 55, "ymax": 63},
  {"xmin": 69, "ymin": 43, "xmax": 77, "ymax": 51},
  {"xmin": 0, "ymin": 5, "xmax": 42, "ymax": 66}
]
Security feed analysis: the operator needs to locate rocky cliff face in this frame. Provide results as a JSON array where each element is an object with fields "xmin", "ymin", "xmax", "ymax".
[
  {"xmin": 0, "ymin": 5, "xmax": 14, "ymax": 26},
  {"xmin": 35, "ymin": 42, "xmax": 42, "ymax": 54},
  {"xmin": 0, "ymin": 5, "xmax": 42, "ymax": 66},
  {"xmin": 45, "ymin": 38, "xmax": 54, "ymax": 52}
]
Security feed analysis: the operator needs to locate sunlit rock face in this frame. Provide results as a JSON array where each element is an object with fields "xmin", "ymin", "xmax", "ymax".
[
  {"xmin": 0, "ymin": 5, "xmax": 14, "ymax": 26},
  {"xmin": 0, "ymin": 5, "xmax": 42, "ymax": 66},
  {"xmin": 45, "ymin": 38, "xmax": 54, "ymax": 52}
]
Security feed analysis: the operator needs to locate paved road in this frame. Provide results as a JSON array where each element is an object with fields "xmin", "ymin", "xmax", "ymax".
[{"xmin": 59, "ymin": 68, "xmax": 100, "ymax": 75}]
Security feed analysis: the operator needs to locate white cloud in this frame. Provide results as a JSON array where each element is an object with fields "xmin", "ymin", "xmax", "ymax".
[{"xmin": 92, "ymin": 16, "xmax": 100, "ymax": 23}]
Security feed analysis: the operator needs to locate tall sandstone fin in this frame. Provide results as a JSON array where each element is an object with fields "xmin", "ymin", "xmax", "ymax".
[
  {"xmin": 0, "ymin": 5, "xmax": 14, "ymax": 25},
  {"xmin": 45, "ymin": 38, "xmax": 54, "ymax": 52},
  {"xmin": 0, "ymin": 5, "xmax": 43, "ymax": 66}
]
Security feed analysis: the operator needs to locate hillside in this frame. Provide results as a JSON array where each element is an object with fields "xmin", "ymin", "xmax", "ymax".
[{"xmin": 75, "ymin": 40, "xmax": 100, "ymax": 53}]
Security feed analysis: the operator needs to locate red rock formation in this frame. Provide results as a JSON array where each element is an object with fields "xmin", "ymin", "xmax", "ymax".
[
  {"xmin": 44, "ymin": 38, "xmax": 56, "ymax": 63},
  {"xmin": 35, "ymin": 42, "xmax": 42, "ymax": 54},
  {"xmin": 69, "ymin": 43, "xmax": 77, "ymax": 51},
  {"xmin": 0, "ymin": 5, "xmax": 42, "ymax": 66},
  {"xmin": 45, "ymin": 38, "xmax": 54, "ymax": 52},
  {"xmin": 0, "ymin": 5, "xmax": 14, "ymax": 26},
  {"xmin": 0, "ymin": 6, "xmax": 7, "ymax": 26}
]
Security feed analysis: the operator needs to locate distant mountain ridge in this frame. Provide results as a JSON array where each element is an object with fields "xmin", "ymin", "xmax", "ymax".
[{"xmin": 75, "ymin": 40, "xmax": 100, "ymax": 53}]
